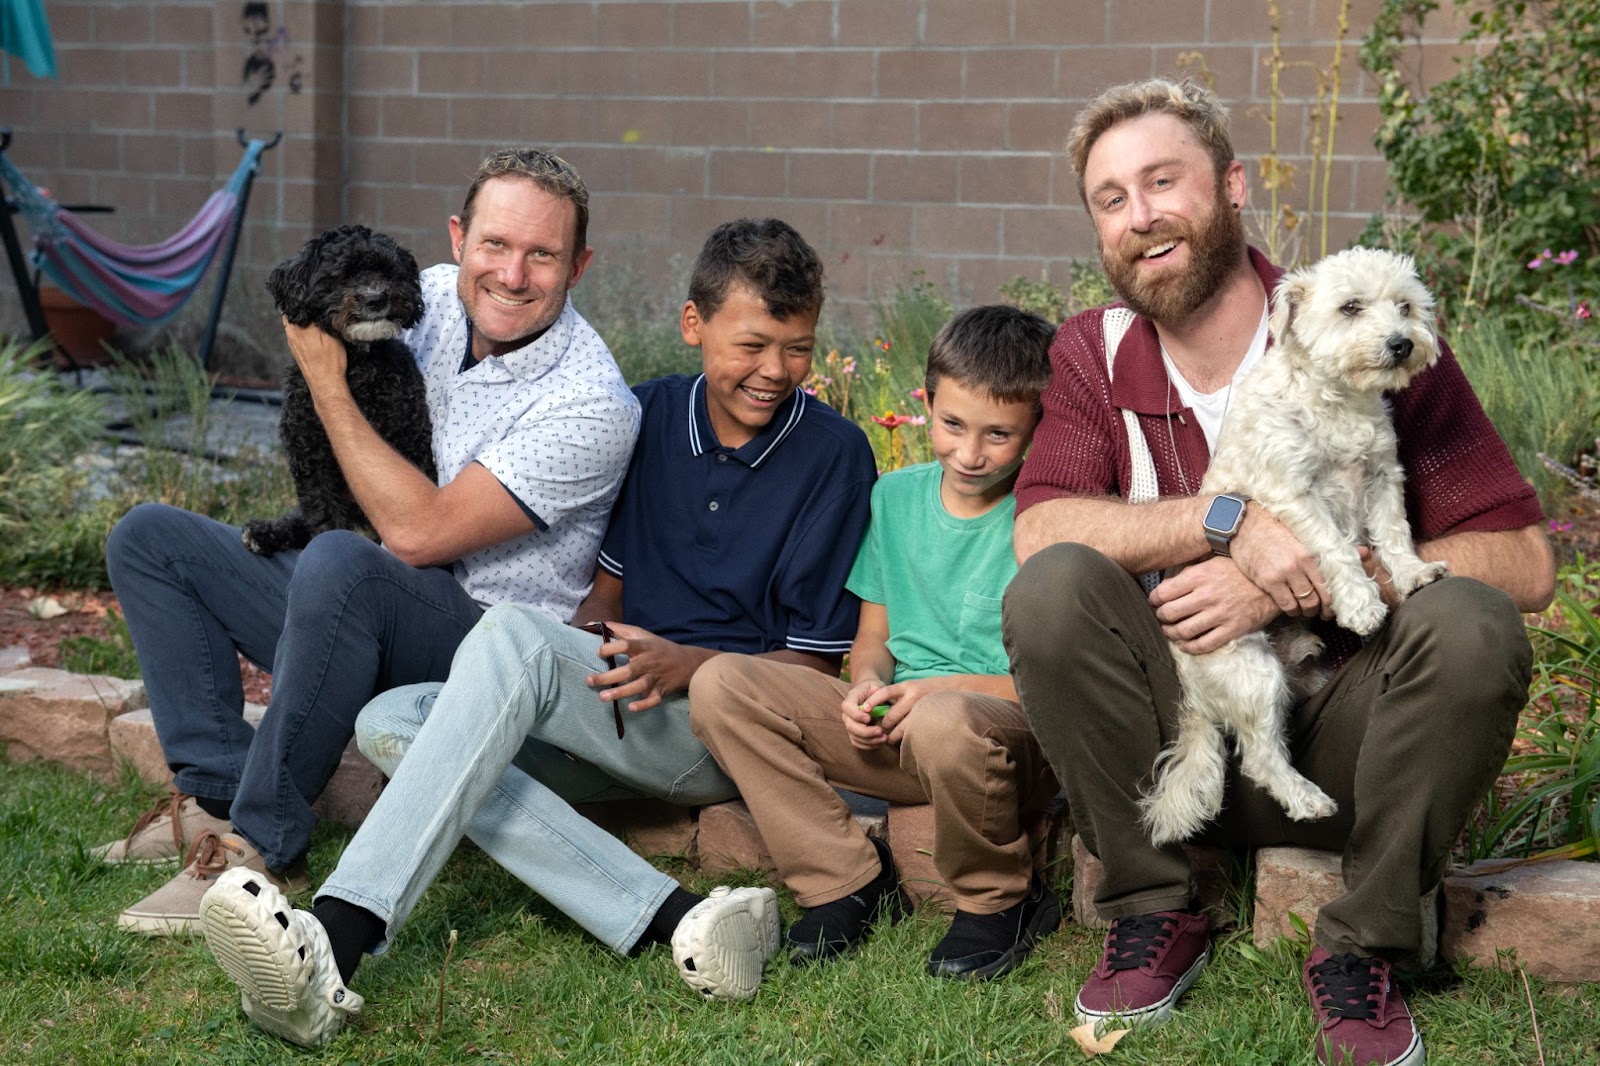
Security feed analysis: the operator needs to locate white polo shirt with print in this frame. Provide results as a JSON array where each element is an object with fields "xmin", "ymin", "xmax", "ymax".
[{"xmin": 405, "ymin": 263, "xmax": 640, "ymax": 622}]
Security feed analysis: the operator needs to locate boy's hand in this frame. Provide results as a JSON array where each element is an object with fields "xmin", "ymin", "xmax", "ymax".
[
  {"xmin": 585, "ymin": 623, "xmax": 717, "ymax": 713},
  {"xmin": 841, "ymin": 679, "xmax": 936, "ymax": 748},
  {"xmin": 841, "ymin": 678, "xmax": 889, "ymax": 749}
]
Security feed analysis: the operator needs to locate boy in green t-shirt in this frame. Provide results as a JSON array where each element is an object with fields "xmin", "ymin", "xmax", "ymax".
[{"xmin": 690, "ymin": 304, "xmax": 1060, "ymax": 980}]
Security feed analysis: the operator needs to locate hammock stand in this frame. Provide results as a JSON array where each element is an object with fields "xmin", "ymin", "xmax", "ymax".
[{"xmin": 0, "ymin": 128, "xmax": 280, "ymax": 374}]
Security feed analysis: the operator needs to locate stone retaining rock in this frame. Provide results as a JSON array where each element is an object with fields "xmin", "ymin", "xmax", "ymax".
[
  {"xmin": 0, "ymin": 667, "xmax": 146, "ymax": 778},
  {"xmin": 1442, "ymin": 859, "xmax": 1600, "ymax": 983}
]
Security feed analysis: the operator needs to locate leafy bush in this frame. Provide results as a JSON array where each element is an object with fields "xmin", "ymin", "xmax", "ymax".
[
  {"xmin": 1362, "ymin": 0, "xmax": 1600, "ymax": 319},
  {"xmin": 999, "ymin": 260, "xmax": 1115, "ymax": 325}
]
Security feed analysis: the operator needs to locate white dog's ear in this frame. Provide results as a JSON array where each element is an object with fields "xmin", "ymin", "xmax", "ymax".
[{"xmin": 1268, "ymin": 273, "xmax": 1306, "ymax": 359}]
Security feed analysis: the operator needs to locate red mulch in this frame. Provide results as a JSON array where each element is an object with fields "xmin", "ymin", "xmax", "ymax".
[{"xmin": 0, "ymin": 585, "xmax": 273, "ymax": 705}]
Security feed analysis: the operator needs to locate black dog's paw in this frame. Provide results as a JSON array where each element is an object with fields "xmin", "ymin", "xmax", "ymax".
[{"xmin": 241, "ymin": 515, "xmax": 310, "ymax": 556}]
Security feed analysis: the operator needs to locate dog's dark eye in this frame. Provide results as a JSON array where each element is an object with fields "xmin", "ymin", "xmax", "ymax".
[
  {"xmin": 1397, "ymin": 302, "xmax": 1411, "ymax": 316},
  {"xmin": 1340, "ymin": 301, "xmax": 1363, "ymax": 317}
]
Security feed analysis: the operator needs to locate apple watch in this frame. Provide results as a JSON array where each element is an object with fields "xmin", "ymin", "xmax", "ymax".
[{"xmin": 1202, "ymin": 493, "xmax": 1250, "ymax": 556}]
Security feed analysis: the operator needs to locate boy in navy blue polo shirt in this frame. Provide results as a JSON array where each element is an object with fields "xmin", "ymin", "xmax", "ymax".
[
  {"xmin": 691, "ymin": 305, "xmax": 1062, "ymax": 980},
  {"xmin": 196, "ymin": 219, "xmax": 877, "ymax": 1046}
]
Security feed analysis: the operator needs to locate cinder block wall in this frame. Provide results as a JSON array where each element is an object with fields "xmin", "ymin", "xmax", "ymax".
[{"xmin": 0, "ymin": 0, "xmax": 1470, "ymax": 351}]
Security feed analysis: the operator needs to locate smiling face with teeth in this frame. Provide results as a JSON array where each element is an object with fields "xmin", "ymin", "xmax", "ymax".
[
  {"xmin": 1083, "ymin": 112, "xmax": 1248, "ymax": 325},
  {"xmin": 448, "ymin": 177, "xmax": 594, "ymax": 361},
  {"xmin": 680, "ymin": 281, "xmax": 819, "ymax": 449}
]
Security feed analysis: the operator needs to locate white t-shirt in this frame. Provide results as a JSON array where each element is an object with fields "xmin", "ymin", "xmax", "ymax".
[
  {"xmin": 405, "ymin": 264, "xmax": 640, "ymax": 620},
  {"xmin": 1161, "ymin": 302, "xmax": 1270, "ymax": 453}
]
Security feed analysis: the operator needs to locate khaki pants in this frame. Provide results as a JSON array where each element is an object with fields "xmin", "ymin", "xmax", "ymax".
[
  {"xmin": 688, "ymin": 655, "xmax": 1058, "ymax": 913},
  {"xmin": 1003, "ymin": 542, "xmax": 1530, "ymax": 960}
]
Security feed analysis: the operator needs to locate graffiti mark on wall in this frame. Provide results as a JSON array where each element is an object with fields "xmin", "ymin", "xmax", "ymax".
[{"xmin": 242, "ymin": 2, "xmax": 305, "ymax": 106}]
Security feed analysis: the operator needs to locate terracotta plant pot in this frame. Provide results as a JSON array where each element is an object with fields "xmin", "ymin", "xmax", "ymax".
[{"xmin": 39, "ymin": 287, "xmax": 117, "ymax": 365}]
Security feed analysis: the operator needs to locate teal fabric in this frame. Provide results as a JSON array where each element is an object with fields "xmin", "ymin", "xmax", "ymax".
[
  {"xmin": 845, "ymin": 461, "xmax": 1018, "ymax": 682},
  {"xmin": 1, "ymin": 0, "xmax": 56, "ymax": 81}
]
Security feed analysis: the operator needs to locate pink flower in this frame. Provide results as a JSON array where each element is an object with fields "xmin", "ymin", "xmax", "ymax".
[
  {"xmin": 1550, "ymin": 519, "xmax": 1574, "ymax": 533},
  {"xmin": 908, "ymin": 387, "xmax": 927, "ymax": 402},
  {"xmin": 908, "ymin": 415, "xmax": 926, "ymax": 425},
  {"xmin": 1556, "ymin": 249, "xmax": 1580, "ymax": 266},
  {"xmin": 1578, "ymin": 300, "xmax": 1593, "ymax": 321},
  {"xmin": 872, "ymin": 411, "xmax": 913, "ymax": 429}
]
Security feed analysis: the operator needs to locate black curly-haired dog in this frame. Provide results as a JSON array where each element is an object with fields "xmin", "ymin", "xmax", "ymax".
[{"xmin": 241, "ymin": 224, "xmax": 437, "ymax": 556}]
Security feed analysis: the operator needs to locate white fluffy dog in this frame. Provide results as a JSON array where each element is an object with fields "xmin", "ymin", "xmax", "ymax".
[{"xmin": 1140, "ymin": 247, "xmax": 1451, "ymax": 847}]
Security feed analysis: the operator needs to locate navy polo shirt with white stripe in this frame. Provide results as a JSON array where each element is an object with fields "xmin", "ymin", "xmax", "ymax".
[{"xmin": 598, "ymin": 374, "xmax": 876, "ymax": 656}]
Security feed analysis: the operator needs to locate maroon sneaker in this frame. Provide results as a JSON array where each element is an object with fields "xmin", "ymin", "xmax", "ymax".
[
  {"xmin": 1074, "ymin": 910, "xmax": 1210, "ymax": 1028},
  {"xmin": 1302, "ymin": 947, "xmax": 1425, "ymax": 1066}
]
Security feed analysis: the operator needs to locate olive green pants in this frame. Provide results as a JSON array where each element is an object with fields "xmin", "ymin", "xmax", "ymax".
[{"xmin": 1003, "ymin": 542, "xmax": 1530, "ymax": 960}]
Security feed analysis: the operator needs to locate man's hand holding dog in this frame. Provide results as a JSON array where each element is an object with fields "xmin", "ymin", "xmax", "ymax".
[
  {"xmin": 1153, "ymin": 506, "xmax": 1334, "ymax": 653},
  {"xmin": 282, "ymin": 318, "xmax": 349, "ymax": 399}
]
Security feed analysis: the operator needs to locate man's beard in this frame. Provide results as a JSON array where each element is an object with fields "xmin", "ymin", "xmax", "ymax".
[{"xmin": 1101, "ymin": 188, "xmax": 1245, "ymax": 325}]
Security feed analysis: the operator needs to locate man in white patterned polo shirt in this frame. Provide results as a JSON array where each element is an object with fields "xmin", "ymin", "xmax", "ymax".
[{"xmin": 101, "ymin": 149, "xmax": 641, "ymax": 937}]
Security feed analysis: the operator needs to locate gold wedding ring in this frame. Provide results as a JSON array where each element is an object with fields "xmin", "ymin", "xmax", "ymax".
[{"xmin": 1293, "ymin": 588, "xmax": 1316, "ymax": 599}]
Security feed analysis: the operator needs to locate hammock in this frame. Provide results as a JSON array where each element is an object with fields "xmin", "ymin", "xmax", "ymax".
[{"xmin": 0, "ymin": 138, "xmax": 266, "ymax": 329}]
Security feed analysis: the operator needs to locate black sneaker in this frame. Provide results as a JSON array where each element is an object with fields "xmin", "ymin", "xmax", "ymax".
[
  {"xmin": 928, "ymin": 875, "xmax": 1062, "ymax": 981},
  {"xmin": 786, "ymin": 836, "xmax": 907, "ymax": 964}
]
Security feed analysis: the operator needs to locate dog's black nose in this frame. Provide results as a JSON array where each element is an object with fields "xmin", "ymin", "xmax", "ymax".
[
  {"xmin": 1385, "ymin": 335, "xmax": 1414, "ymax": 364},
  {"xmin": 360, "ymin": 291, "xmax": 389, "ymax": 314}
]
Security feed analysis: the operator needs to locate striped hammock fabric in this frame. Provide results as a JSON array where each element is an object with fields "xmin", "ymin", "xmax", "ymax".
[{"xmin": 0, "ymin": 138, "xmax": 265, "ymax": 328}]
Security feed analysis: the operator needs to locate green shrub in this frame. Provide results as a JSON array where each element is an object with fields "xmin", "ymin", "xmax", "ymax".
[{"xmin": 1362, "ymin": 0, "xmax": 1600, "ymax": 319}]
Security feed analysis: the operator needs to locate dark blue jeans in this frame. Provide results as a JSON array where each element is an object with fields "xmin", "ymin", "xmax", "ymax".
[{"xmin": 105, "ymin": 503, "xmax": 485, "ymax": 870}]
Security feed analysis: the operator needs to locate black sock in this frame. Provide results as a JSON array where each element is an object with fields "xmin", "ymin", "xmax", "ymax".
[
  {"xmin": 193, "ymin": 795, "xmax": 232, "ymax": 821},
  {"xmin": 634, "ymin": 887, "xmax": 703, "ymax": 953},
  {"xmin": 310, "ymin": 897, "xmax": 386, "ymax": 985}
]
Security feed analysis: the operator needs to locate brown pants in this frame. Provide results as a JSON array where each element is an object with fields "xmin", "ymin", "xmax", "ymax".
[
  {"xmin": 1003, "ymin": 542, "xmax": 1530, "ymax": 960},
  {"xmin": 688, "ymin": 655, "xmax": 1059, "ymax": 913}
]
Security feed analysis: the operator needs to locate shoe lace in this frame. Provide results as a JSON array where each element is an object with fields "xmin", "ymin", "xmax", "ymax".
[
  {"xmin": 1101, "ymin": 913, "xmax": 1177, "ymax": 972},
  {"xmin": 183, "ymin": 830, "xmax": 242, "ymax": 879},
  {"xmin": 1309, "ymin": 952, "xmax": 1386, "ymax": 1021},
  {"xmin": 122, "ymin": 787, "xmax": 187, "ymax": 855}
]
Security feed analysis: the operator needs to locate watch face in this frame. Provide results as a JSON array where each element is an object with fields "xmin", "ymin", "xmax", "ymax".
[{"xmin": 1205, "ymin": 494, "xmax": 1246, "ymax": 533}]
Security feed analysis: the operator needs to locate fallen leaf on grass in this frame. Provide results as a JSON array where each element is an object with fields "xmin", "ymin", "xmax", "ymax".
[
  {"xmin": 28, "ymin": 596, "xmax": 67, "ymax": 620},
  {"xmin": 1070, "ymin": 1022, "xmax": 1130, "ymax": 1057}
]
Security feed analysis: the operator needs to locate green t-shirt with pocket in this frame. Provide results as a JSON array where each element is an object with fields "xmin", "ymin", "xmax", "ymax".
[{"xmin": 845, "ymin": 461, "xmax": 1017, "ymax": 681}]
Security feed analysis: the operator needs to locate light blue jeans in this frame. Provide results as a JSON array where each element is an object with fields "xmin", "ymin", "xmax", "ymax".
[{"xmin": 315, "ymin": 603, "xmax": 739, "ymax": 955}]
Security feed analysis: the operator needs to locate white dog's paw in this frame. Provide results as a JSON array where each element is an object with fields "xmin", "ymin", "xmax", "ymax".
[
  {"xmin": 1393, "ymin": 560, "xmax": 1450, "ymax": 598},
  {"xmin": 1335, "ymin": 594, "xmax": 1388, "ymax": 637},
  {"xmin": 1284, "ymin": 786, "xmax": 1338, "ymax": 823}
]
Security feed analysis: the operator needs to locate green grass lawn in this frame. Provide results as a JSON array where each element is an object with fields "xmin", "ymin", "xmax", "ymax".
[{"xmin": 1, "ymin": 757, "xmax": 1596, "ymax": 1065}]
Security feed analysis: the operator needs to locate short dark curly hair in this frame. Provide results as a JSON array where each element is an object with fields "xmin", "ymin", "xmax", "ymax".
[
  {"xmin": 925, "ymin": 304, "xmax": 1055, "ymax": 411},
  {"xmin": 687, "ymin": 218, "xmax": 825, "ymax": 322},
  {"xmin": 458, "ymin": 148, "xmax": 589, "ymax": 252}
]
